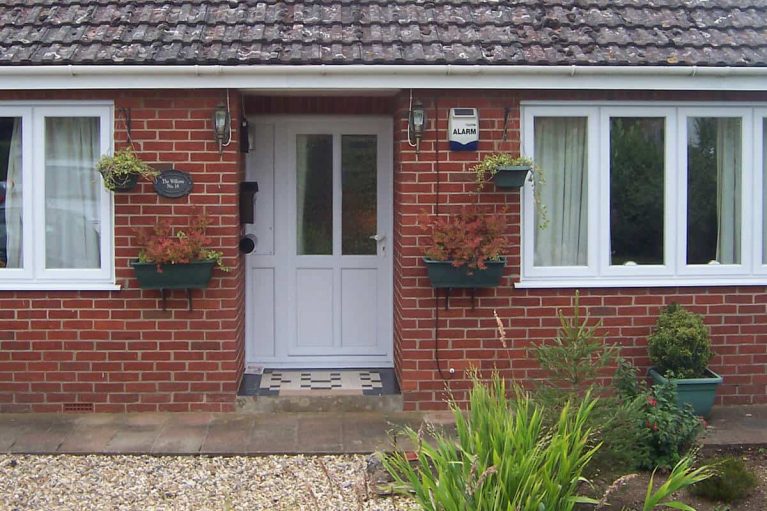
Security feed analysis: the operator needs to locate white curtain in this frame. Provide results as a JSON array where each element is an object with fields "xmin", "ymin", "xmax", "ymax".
[
  {"xmin": 534, "ymin": 117, "xmax": 589, "ymax": 266},
  {"xmin": 44, "ymin": 117, "xmax": 100, "ymax": 269},
  {"xmin": 715, "ymin": 118, "xmax": 741, "ymax": 264},
  {"xmin": 4, "ymin": 118, "xmax": 22, "ymax": 268}
]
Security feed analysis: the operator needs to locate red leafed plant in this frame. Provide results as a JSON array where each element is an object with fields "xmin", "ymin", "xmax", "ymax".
[
  {"xmin": 419, "ymin": 207, "xmax": 508, "ymax": 270},
  {"xmin": 134, "ymin": 213, "xmax": 229, "ymax": 271}
]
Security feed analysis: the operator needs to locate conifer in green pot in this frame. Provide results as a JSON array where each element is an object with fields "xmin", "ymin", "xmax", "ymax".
[{"xmin": 647, "ymin": 303, "xmax": 722, "ymax": 418}]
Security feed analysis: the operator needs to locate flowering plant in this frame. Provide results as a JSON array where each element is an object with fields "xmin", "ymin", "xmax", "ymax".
[
  {"xmin": 134, "ymin": 213, "xmax": 229, "ymax": 271},
  {"xmin": 419, "ymin": 207, "xmax": 508, "ymax": 270}
]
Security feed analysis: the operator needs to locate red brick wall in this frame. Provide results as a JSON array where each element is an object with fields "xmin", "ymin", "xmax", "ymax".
[
  {"xmin": 0, "ymin": 89, "xmax": 245, "ymax": 412},
  {"xmin": 393, "ymin": 90, "xmax": 767, "ymax": 411}
]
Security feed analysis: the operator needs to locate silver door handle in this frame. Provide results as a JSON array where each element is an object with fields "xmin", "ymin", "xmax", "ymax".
[{"xmin": 369, "ymin": 234, "xmax": 386, "ymax": 242}]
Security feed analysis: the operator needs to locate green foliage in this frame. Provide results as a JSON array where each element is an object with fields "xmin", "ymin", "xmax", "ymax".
[
  {"xmin": 535, "ymin": 291, "xmax": 617, "ymax": 390},
  {"xmin": 470, "ymin": 153, "xmax": 534, "ymax": 185},
  {"xmin": 609, "ymin": 118, "xmax": 665, "ymax": 265},
  {"xmin": 648, "ymin": 303, "xmax": 713, "ymax": 379},
  {"xmin": 641, "ymin": 453, "xmax": 715, "ymax": 511},
  {"xmin": 134, "ymin": 213, "xmax": 230, "ymax": 271},
  {"xmin": 616, "ymin": 360, "xmax": 703, "ymax": 470},
  {"xmin": 96, "ymin": 147, "xmax": 158, "ymax": 191},
  {"xmin": 470, "ymin": 153, "xmax": 548, "ymax": 229},
  {"xmin": 531, "ymin": 294, "xmax": 650, "ymax": 475},
  {"xmin": 419, "ymin": 207, "xmax": 508, "ymax": 270},
  {"xmin": 381, "ymin": 372, "xmax": 600, "ymax": 511},
  {"xmin": 690, "ymin": 456, "xmax": 758, "ymax": 502}
]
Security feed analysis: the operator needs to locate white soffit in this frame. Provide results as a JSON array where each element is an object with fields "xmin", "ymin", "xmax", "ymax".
[{"xmin": 1, "ymin": 65, "xmax": 767, "ymax": 91}]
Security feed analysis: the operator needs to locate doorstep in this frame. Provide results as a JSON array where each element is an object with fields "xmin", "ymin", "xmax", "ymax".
[{"xmin": 236, "ymin": 368, "xmax": 403, "ymax": 413}]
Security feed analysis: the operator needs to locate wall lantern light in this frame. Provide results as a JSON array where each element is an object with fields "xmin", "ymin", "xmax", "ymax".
[
  {"xmin": 408, "ymin": 98, "xmax": 426, "ymax": 155},
  {"xmin": 213, "ymin": 103, "xmax": 231, "ymax": 154}
]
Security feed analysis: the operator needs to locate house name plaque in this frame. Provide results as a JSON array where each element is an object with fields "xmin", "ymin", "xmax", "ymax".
[{"xmin": 154, "ymin": 169, "xmax": 193, "ymax": 198}]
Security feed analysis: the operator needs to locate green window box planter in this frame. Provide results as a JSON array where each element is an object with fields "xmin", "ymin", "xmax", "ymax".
[
  {"xmin": 490, "ymin": 165, "xmax": 532, "ymax": 188},
  {"xmin": 648, "ymin": 367, "xmax": 723, "ymax": 418},
  {"xmin": 423, "ymin": 257, "xmax": 506, "ymax": 288},
  {"xmin": 130, "ymin": 260, "xmax": 215, "ymax": 290}
]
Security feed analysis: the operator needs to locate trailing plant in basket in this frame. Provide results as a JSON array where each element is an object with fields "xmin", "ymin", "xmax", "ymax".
[
  {"xmin": 134, "ymin": 213, "xmax": 229, "ymax": 271},
  {"xmin": 471, "ymin": 154, "xmax": 535, "ymax": 187},
  {"xmin": 96, "ymin": 147, "xmax": 158, "ymax": 192},
  {"xmin": 470, "ymin": 153, "xmax": 548, "ymax": 229},
  {"xmin": 419, "ymin": 207, "xmax": 508, "ymax": 270}
]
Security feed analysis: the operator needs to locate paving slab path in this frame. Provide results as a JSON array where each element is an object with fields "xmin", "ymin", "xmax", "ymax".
[{"xmin": 0, "ymin": 405, "xmax": 762, "ymax": 455}]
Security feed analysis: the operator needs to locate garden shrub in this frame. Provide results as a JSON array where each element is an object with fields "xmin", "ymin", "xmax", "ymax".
[
  {"xmin": 648, "ymin": 303, "xmax": 712, "ymax": 378},
  {"xmin": 382, "ymin": 372, "xmax": 600, "ymax": 511},
  {"xmin": 532, "ymin": 294, "xmax": 650, "ymax": 475},
  {"xmin": 615, "ymin": 360, "xmax": 703, "ymax": 470},
  {"xmin": 690, "ymin": 456, "xmax": 757, "ymax": 502}
]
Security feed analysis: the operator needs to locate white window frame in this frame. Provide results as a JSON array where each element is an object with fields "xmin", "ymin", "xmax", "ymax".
[
  {"xmin": 0, "ymin": 101, "xmax": 117, "ymax": 291},
  {"xmin": 520, "ymin": 101, "xmax": 767, "ymax": 288},
  {"xmin": 754, "ymin": 109, "xmax": 767, "ymax": 273}
]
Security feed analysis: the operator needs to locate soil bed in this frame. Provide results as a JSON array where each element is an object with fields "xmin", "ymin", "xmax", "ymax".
[{"xmin": 590, "ymin": 446, "xmax": 767, "ymax": 511}]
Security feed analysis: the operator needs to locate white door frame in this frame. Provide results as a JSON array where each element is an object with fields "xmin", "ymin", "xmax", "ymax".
[{"xmin": 244, "ymin": 115, "xmax": 393, "ymax": 368}]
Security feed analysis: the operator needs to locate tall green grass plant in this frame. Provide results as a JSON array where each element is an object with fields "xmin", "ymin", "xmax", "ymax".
[{"xmin": 382, "ymin": 372, "xmax": 600, "ymax": 511}]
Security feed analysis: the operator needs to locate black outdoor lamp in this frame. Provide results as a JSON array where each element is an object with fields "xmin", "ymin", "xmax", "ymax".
[{"xmin": 213, "ymin": 103, "xmax": 231, "ymax": 154}]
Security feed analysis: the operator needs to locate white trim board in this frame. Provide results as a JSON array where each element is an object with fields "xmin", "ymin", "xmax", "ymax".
[{"xmin": 2, "ymin": 65, "xmax": 767, "ymax": 91}]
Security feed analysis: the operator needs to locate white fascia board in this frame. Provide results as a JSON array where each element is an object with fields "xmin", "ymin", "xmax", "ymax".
[{"xmin": 1, "ymin": 65, "xmax": 767, "ymax": 91}]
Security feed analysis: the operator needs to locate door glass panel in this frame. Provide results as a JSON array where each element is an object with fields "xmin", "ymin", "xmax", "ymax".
[
  {"xmin": 0, "ymin": 117, "xmax": 22, "ymax": 269},
  {"xmin": 342, "ymin": 135, "xmax": 377, "ymax": 255},
  {"xmin": 609, "ymin": 117, "xmax": 665, "ymax": 265},
  {"xmin": 296, "ymin": 134, "xmax": 333, "ymax": 255},
  {"xmin": 45, "ymin": 117, "xmax": 102, "ymax": 269},
  {"xmin": 686, "ymin": 117, "xmax": 742, "ymax": 265}
]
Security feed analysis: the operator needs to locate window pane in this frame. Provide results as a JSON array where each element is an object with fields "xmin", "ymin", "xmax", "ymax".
[
  {"xmin": 342, "ymin": 135, "xmax": 377, "ymax": 255},
  {"xmin": 45, "ymin": 117, "xmax": 102, "ymax": 269},
  {"xmin": 534, "ymin": 117, "xmax": 589, "ymax": 266},
  {"xmin": 764, "ymin": 118, "xmax": 766, "ymax": 265},
  {"xmin": 297, "ymin": 134, "xmax": 333, "ymax": 255},
  {"xmin": 610, "ymin": 117, "xmax": 665, "ymax": 265},
  {"xmin": 686, "ymin": 117, "xmax": 742, "ymax": 265},
  {"xmin": 0, "ymin": 117, "xmax": 22, "ymax": 269}
]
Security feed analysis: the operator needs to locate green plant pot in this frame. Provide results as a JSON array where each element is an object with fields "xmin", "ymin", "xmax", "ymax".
[
  {"xmin": 648, "ymin": 367, "xmax": 723, "ymax": 418},
  {"xmin": 423, "ymin": 257, "xmax": 505, "ymax": 288},
  {"xmin": 491, "ymin": 165, "xmax": 532, "ymax": 188},
  {"xmin": 109, "ymin": 173, "xmax": 139, "ymax": 192},
  {"xmin": 131, "ymin": 260, "xmax": 215, "ymax": 289}
]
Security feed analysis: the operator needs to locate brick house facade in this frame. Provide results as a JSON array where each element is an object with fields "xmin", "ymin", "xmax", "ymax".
[{"xmin": 1, "ymin": 2, "xmax": 766, "ymax": 413}]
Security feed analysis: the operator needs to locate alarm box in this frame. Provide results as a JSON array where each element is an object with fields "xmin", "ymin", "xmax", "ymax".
[{"xmin": 448, "ymin": 108, "xmax": 479, "ymax": 151}]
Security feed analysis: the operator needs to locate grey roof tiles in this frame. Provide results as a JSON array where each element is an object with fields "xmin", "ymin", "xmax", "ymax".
[{"xmin": 0, "ymin": 0, "xmax": 765, "ymax": 67}]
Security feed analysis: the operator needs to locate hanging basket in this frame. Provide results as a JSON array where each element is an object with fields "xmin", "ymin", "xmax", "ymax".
[
  {"xmin": 423, "ymin": 257, "xmax": 506, "ymax": 288},
  {"xmin": 131, "ymin": 260, "xmax": 215, "ymax": 289},
  {"xmin": 490, "ymin": 165, "xmax": 532, "ymax": 188},
  {"xmin": 110, "ymin": 173, "xmax": 139, "ymax": 192}
]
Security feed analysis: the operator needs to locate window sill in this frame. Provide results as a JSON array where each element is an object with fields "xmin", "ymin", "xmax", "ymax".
[
  {"xmin": 515, "ymin": 276, "xmax": 767, "ymax": 289},
  {"xmin": 0, "ymin": 282, "xmax": 121, "ymax": 291}
]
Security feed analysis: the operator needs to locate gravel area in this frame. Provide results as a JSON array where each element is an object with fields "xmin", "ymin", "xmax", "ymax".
[{"xmin": 0, "ymin": 454, "xmax": 418, "ymax": 511}]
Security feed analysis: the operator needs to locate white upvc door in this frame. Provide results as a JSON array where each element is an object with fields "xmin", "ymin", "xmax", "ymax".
[{"xmin": 245, "ymin": 116, "xmax": 393, "ymax": 368}]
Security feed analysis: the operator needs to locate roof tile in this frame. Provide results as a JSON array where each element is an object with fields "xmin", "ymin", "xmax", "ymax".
[{"xmin": 0, "ymin": 0, "xmax": 765, "ymax": 67}]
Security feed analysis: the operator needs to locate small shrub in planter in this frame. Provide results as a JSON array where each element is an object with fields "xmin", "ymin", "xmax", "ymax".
[
  {"xmin": 131, "ymin": 212, "xmax": 229, "ymax": 290},
  {"xmin": 690, "ymin": 455, "xmax": 757, "ymax": 502},
  {"xmin": 647, "ymin": 303, "xmax": 722, "ymax": 417},
  {"xmin": 96, "ymin": 147, "xmax": 158, "ymax": 192},
  {"xmin": 419, "ymin": 207, "xmax": 508, "ymax": 288}
]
